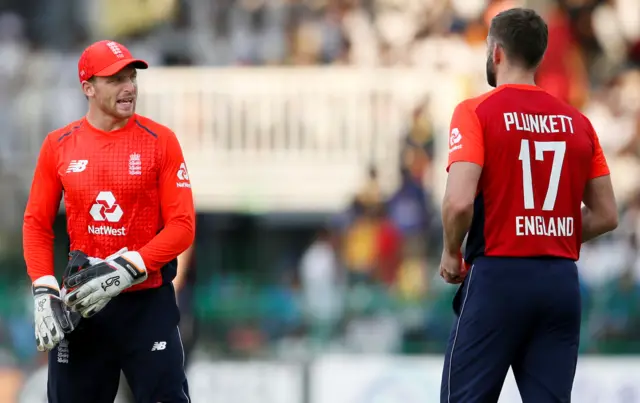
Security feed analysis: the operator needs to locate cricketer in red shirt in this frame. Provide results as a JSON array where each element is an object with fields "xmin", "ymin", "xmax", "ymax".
[
  {"xmin": 24, "ymin": 44, "xmax": 195, "ymax": 292},
  {"xmin": 447, "ymin": 83, "xmax": 610, "ymax": 264},
  {"xmin": 23, "ymin": 40, "xmax": 194, "ymax": 403},
  {"xmin": 439, "ymin": 8, "xmax": 617, "ymax": 403}
]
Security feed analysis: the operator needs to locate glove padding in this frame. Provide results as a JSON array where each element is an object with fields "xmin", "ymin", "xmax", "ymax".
[
  {"xmin": 33, "ymin": 275, "xmax": 78, "ymax": 351},
  {"xmin": 63, "ymin": 248, "xmax": 147, "ymax": 317},
  {"xmin": 61, "ymin": 250, "xmax": 111, "ymax": 318}
]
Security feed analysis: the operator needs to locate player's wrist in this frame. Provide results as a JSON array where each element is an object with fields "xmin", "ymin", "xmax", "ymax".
[
  {"xmin": 117, "ymin": 250, "xmax": 148, "ymax": 284},
  {"xmin": 173, "ymin": 278, "xmax": 184, "ymax": 293},
  {"xmin": 443, "ymin": 244, "xmax": 461, "ymax": 257},
  {"xmin": 32, "ymin": 275, "xmax": 61, "ymax": 297},
  {"xmin": 136, "ymin": 249, "xmax": 152, "ymax": 271}
]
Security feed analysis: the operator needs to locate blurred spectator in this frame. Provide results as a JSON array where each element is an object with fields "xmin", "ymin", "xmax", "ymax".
[
  {"xmin": 387, "ymin": 166, "xmax": 432, "ymax": 259},
  {"xmin": 299, "ymin": 228, "xmax": 344, "ymax": 344},
  {"xmin": 536, "ymin": 3, "xmax": 589, "ymax": 108},
  {"xmin": 0, "ymin": 12, "xmax": 27, "ymax": 166},
  {"xmin": 356, "ymin": 166, "xmax": 384, "ymax": 208},
  {"xmin": 402, "ymin": 98, "xmax": 435, "ymax": 186},
  {"xmin": 395, "ymin": 256, "xmax": 428, "ymax": 301},
  {"xmin": 372, "ymin": 204, "xmax": 402, "ymax": 287},
  {"xmin": 260, "ymin": 271, "xmax": 301, "ymax": 341},
  {"xmin": 596, "ymin": 265, "xmax": 640, "ymax": 346},
  {"xmin": 342, "ymin": 200, "xmax": 381, "ymax": 284},
  {"xmin": 584, "ymin": 69, "xmax": 640, "ymax": 204}
]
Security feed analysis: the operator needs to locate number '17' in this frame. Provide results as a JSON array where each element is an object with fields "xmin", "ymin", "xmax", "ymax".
[{"xmin": 518, "ymin": 140, "xmax": 566, "ymax": 211}]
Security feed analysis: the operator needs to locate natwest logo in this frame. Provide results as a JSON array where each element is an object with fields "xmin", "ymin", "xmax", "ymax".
[
  {"xmin": 89, "ymin": 191, "xmax": 126, "ymax": 236},
  {"xmin": 449, "ymin": 127, "xmax": 463, "ymax": 153},
  {"xmin": 90, "ymin": 191, "xmax": 123, "ymax": 222},
  {"xmin": 176, "ymin": 162, "xmax": 191, "ymax": 188},
  {"xmin": 177, "ymin": 162, "xmax": 189, "ymax": 181},
  {"xmin": 88, "ymin": 225, "xmax": 126, "ymax": 236}
]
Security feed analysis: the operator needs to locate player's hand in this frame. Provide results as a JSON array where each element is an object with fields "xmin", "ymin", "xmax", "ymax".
[
  {"xmin": 61, "ymin": 285, "xmax": 111, "ymax": 319},
  {"xmin": 32, "ymin": 275, "xmax": 78, "ymax": 351},
  {"xmin": 439, "ymin": 250, "xmax": 465, "ymax": 284},
  {"xmin": 63, "ymin": 248, "xmax": 148, "ymax": 317},
  {"xmin": 61, "ymin": 250, "xmax": 111, "ymax": 318}
]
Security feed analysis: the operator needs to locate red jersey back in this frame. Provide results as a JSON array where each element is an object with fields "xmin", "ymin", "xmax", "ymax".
[{"xmin": 447, "ymin": 84, "xmax": 610, "ymax": 262}]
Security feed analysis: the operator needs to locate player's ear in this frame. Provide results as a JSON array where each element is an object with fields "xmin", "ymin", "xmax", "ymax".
[
  {"xmin": 492, "ymin": 43, "xmax": 503, "ymax": 66},
  {"xmin": 81, "ymin": 79, "xmax": 95, "ymax": 99}
]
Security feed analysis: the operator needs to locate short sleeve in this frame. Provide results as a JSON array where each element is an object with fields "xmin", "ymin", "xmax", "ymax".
[
  {"xmin": 589, "ymin": 130, "xmax": 610, "ymax": 179},
  {"xmin": 447, "ymin": 100, "xmax": 484, "ymax": 172}
]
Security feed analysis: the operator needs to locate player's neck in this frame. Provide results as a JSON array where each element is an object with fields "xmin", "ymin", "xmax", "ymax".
[
  {"xmin": 85, "ymin": 109, "xmax": 131, "ymax": 132},
  {"xmin": 496, "ymin": 69, "xmax": 537, "ymax": 87}
]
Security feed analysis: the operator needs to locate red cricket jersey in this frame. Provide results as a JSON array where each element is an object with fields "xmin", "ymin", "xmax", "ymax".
[
  {"xmin": 23, "ymin": 115, "xmax": 196, "ymax": 291},
  {"xmin": 447, "ymin": 84, "xmax": 610, "ymax": 262}
]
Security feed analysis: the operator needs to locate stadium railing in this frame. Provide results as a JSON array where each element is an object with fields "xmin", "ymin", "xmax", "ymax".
[{"xmin": 135, "ymin": 67, "xmax": 466, "ymax": 212}]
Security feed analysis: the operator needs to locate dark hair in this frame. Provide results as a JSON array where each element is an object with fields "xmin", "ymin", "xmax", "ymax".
[{"xmin": 489, "ymin": 8, "xmax": 548, "ymax": 70}]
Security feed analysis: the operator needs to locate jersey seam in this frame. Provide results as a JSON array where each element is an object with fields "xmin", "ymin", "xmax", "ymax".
[
  {"xmin": 56, "ymin": 123, "xmax": 83, "ymax": 143},
  {"xmin": 135, "ymin": 119, "xmax": 159, "ymax": 138}
]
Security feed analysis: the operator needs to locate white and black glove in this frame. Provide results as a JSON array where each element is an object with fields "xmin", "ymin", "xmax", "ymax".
[
  {"xmin": 63, "ymin": 248, "xmax": 148, "ymax": 317},
  {"xmin": 32, "ymin": 275, "xmax": 79, "ymax": 351},
  {"xmin": 60, "ymin": 251, "xmax": 109, "ymax": 319}
]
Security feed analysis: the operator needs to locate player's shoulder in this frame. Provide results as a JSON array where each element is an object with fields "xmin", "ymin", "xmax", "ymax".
[
  {"xmin": 533, "ymin": 95, "xmax": 594, "ymax": 133},
  {"xmin": 133, "ymin": 114, "xmax": 176, "ymax": 140},
  {"xmin": 564, "ymin": 104, "xmax": 593, "ymax": 130},
  {"xmin": 454, "ymin": 87, "xmax": 505, "ymax": 114},
  {"xmin": 46, "ymin": 119, "xmax": 85, "ymax": 144}
]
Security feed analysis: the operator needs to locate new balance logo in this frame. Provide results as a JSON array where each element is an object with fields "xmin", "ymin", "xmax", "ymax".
[
  {"xmin": 66, "ymin": 160, "xmax": 88, "ymax": 173},
  {"xmin": 151, "ymin": 341, "xmax": 167, "ymax": 351}
]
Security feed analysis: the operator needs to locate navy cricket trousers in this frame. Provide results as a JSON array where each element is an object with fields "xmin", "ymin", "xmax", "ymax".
[
  {"xmin": 47, "ymin": 283, "xmax": 191, "ymax": 403},
  {"xmin": 441, "ymin": 256, "xmax": 581, "ymax": 403}
]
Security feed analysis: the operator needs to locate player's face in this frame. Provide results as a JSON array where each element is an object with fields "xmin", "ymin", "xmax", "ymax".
[
  {"xmin": 485, "ymin": 39, "xmax": 497, "ymax": 88},
  {"xmin": 92, "ymin": 66, "xmax": 138, "ymax": 119}
]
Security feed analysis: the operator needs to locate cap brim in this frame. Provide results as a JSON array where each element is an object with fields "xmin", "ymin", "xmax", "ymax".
[{"xmin": 94, "ymin": 59, "xmax": 149, "ymax": 77}]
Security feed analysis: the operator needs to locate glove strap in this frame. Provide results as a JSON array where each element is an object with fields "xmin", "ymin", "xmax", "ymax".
[
  {"xmin": 112, "ymin": 256, "xmax": 147, "ymax": 283},
  {"xmin": 50, "ymin": 299, "xmax": 81, "ymax": 333},
  {"xmin": 32, "ymin": 275, "xmax": 60, "ymax": 297},
  {"xmin": 63, "ymin": 250, "xmax": 93, "ymax": 285}
]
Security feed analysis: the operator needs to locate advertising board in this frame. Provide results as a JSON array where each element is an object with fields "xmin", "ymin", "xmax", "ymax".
[{"xmin": 310, "ymin": 355, "xmax": 640, "ymax": 403}]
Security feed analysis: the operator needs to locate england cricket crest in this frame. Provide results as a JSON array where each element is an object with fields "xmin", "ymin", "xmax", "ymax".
[{"xmin": 129, "ymin": 153, "xmax": 141, "ymax": 175}]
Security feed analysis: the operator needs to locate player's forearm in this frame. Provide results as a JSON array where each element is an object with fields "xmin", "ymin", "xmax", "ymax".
[
  {"xmin": 23, "ymin": 220, "xmax": 56, "ymax": 281},
  {"xmin": 138, "ymin": 220, "xmax": 195, "ymax": 272},
  {"xmin": 173, "ymin": 244, "xmax": 194, "ymax": 292},
  {"xmin": 581, "ymin": 205, "xmax": 618, "ymax": 243},
  {"xmin": 23, "ymin": 136, "xmax": 62, "ymax": 282},
  {"xmin": 442, "ymin": 199, "xmax": 474, "ymax": 254}
]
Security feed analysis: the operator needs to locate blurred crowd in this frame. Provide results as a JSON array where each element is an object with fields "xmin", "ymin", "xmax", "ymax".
[{"xmin": 0, "ymin": 0, "xmax": 638, "ymax": 373}]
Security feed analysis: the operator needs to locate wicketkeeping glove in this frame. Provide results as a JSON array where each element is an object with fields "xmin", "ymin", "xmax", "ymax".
[
  {"xmin": 63, "ymin": 248, "xmax": 148, "ymax": 317},
  {"xmin": 32, "ymin": 275, "xmax": 79, "ymax": 351},
  {"xmin": 61, "ymin": 250, "xmax": 110, "ymax": 319}
]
